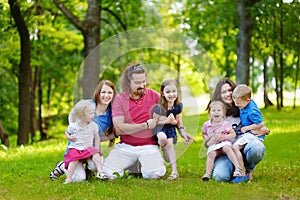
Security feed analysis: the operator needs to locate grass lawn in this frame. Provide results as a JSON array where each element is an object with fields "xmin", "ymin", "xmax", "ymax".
[{"xmin": 0, "ymin": 106, "xmax": 299, "ymax": 200}]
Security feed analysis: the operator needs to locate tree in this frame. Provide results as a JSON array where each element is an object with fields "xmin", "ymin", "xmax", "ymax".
[
  {"xmin": 236, "ymin": 0, "xmax": 259, "ymax": 84},
  {"xmin": 0, "ymin": 121, "xmax": 10, "ymax": 147},
  {"xmin": 184, "ymin": 0, "xmax": 238, "ymax": 79},
  {"xmin": 9, "ymin": 0, "xmax": 32, "ymax": 145},
  {"xmin": 53, "ymin": 0, "xmax": 101, "ymax": 99}
]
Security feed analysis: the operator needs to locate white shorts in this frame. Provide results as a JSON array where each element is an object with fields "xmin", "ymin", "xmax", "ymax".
[
  {"xmin": 103, "ymin": 143, "xmax": 166, "ymax": 179},
  {"xmin": 234, "ymin": 133, "xmax": 259, "ymax": 146},
  {"xmin": 64, "ymin": 158, "xmax": 99, "ymax": 182},
  {"xmin": 64, "ymin": 162, "xmax": 85, "ymax": 182},
  {"xmin": 207, "ymin": 141, "xmax": 232, "ymax": 155}
]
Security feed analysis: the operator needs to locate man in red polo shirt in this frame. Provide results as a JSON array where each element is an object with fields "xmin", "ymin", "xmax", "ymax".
[{"xmin": 103, "ymin": 63, "xmax": 166, "ymax": 179}]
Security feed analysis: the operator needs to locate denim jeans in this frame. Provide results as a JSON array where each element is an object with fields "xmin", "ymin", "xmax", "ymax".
[{"xmin": 212, "ymin": 139, "xmax": 265, "ymax": 182}]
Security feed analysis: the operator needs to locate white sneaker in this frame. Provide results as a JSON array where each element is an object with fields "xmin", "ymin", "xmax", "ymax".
[{"xmin": 63, "ymin": 179, "xmax": 72, "ymax": 184}]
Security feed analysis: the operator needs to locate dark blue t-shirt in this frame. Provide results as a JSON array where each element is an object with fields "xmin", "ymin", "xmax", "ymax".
[{"xmin": 152, "ymin": 103, "xmax": 183, "ymax": 140}]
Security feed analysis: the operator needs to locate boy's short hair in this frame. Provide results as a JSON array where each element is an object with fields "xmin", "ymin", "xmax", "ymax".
[{"xmin": 232, "ymin": 84, "xmax": 252, "ymax": 100}]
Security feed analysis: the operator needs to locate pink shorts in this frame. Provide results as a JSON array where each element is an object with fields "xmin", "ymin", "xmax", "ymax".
[{"xmin": 64, "ymin": 147, "xmax": 103, "ymax": 169}]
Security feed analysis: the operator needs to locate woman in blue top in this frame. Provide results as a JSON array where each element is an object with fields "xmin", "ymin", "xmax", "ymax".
[
  {"xmin": 50, "ymin": 80, "xmax": 116, "ymax": 182},
  {"xmin": 152, "ymin": 79, "xmax": 195, "ymax": 181}
]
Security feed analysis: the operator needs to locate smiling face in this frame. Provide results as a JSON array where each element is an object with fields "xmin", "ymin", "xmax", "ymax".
[
  {"xmin": 221, "ymin": 83, "xmax": 234, "ymax": 105},
  {"xmin": 163, "ymin": 83, "xmax": 178, "ymax": 104},
  {"xmin": 209, "ymin": 102, "xmax": 225, "ymax": 123},
  {"xmin": 99, "ymin": 84, "xmax": 114, "ymax": 105},
  {"xmin": 130, "ymin": 73, "xmax": 147, "ymax": 98}
]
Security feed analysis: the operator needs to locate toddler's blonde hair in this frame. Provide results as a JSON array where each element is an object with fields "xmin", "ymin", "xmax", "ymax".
[
  {"xmin": 72, "ymin": 100, "xmax": 94, "ymax": 120},
  {"xmin": 232, "ymin": 84, "xmax": 251, "ymax": 100}
]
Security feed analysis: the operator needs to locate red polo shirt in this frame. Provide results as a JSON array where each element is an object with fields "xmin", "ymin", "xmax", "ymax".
[{"xmin": 112, "ymin": 88, "xmax": 160, "ymax": 146}]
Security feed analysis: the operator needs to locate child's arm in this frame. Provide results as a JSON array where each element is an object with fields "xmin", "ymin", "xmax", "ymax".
[
  {"xmin": 169, "ymin": 113, "xmax": 178, "ymax": 125},
  {"xmin": 153, "ymin": 112, "xmax": 176, "ymax": 125},
  {"xmin": 241, "ymin": 122, "xmax": 264, "ymax": 133},
  {"xmin": 251, "ymin": 125, "xmax": 270, "ymax": 136},
  {"xmin": 65, "ymin": 130, "xmax": 76, "ymax": 142},
  {"xmin": 203, "ymin": 133, "xmax": 217, "ymax": 147},
  {"xmin": 68, "ymin": 109, "xmax": 76, "ymax": 124},
  {"xmin": 217, "ymin": 129, "xmax": 236, "ymax": 142},
  {"xmin": 202, "ymin": 132, "xmax": 210, "ymax": 147},
  {"xmin": 177, "ymin": 115, "xmax": 195, "ymax": 144},
  {"xmin": 94, "ymin": 131, "xmax": 100, "ymax": 150}
]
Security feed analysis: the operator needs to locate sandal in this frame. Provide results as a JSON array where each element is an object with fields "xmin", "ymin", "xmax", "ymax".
[
  {"xmin": 168, "ymin": 172, "xmax": 179, "ymax": 181},
  {"xmin": 50, "ymin": 161, "xmax": 65, "ymax": 181},
  {"xmin": 96, "ymin": 171, "xmax": 109, "ymax": 180},
  {"xmin": 233, "ymin": 168, "xmax": 244, "ymax": 177}
]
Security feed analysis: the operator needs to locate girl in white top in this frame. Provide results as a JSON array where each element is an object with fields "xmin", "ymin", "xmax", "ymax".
[{"xmin": 63, "ymin": 100, "xmax": 108, "ymax": 184}]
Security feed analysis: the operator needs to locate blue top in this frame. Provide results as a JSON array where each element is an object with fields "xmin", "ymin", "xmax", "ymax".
[
  {"xmin": 152, "ymin": 103, "xmax": 183, "ymax": 142},
  {"xmin": 87, "ymin": 100, "xmax": 112, "ymax": 137},
  {"xmin": 239, "ymin": 99, "xmax": 265, "ymax": 140}
]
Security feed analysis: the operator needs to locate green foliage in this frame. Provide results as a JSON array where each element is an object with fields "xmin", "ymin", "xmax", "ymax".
[
  {"xmin": 0, "ymin": 68, "xmax": 18, "ymax": 134},
  {"xmin": 1, "ymin": 0, "xmax": 300, "ymax": 144},
  {"xmin": 0, "ymin": 107, "xmax": 299, "ymax": 199},
  {"xmin": 0, "ymin": 0, "xmax": 84, "ymax": 137}
]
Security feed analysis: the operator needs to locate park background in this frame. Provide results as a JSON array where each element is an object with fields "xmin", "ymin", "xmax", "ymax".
[{"xmin": 1, "ymin": 0, "xmax": 299, "ymax": 199}]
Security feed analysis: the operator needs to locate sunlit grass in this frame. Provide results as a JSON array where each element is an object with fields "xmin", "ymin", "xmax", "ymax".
[{"xmin": 0, "ymin": 106, "xmax": 299, "ymax": 200}]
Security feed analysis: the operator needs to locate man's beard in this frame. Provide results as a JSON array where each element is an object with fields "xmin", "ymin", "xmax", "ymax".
[{"xmin": 134, "ymin": 87, "xmax": 145, "ymax": 98}]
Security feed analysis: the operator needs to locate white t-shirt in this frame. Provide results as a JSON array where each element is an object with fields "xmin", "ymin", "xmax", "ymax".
[
  {"xmin": 67, "ymin": 122, "xmax": 98, "ymax": 150},
  {"xmin": 225, "ymin": 116, "xmax": 241, "ymax": 126}
]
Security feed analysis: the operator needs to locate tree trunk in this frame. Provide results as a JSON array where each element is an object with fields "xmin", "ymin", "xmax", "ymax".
[
  {"xmin": 9, "ymin": 0, "xmax": 32, "ymax": 145},
  {"xmin": 273, "ymin": 48, "xmax": 281, "ymax": 110},
  {"xmin": 54, "ymin": 0, "xmax": 101, "ymax": 99},
  {"xmin": 224, "ymin": 28, "xmax": 231, "ymax": 77},
  {"xmin": 44, "ymin": 79, "xmax": 52, "ymax": 133},
  {"xmin": 31, "ymin": 66, "xmax": 38, "ymax": 143},
  {"xmin": 263, "ymin": 58, "xmax": 273, "ymax": 107},
  {"xmin": 0, "ymin": 121, "xmax": 10, "ymax": 148},
  {"xmin": 279, "ymin": 15, "xmax": 284, "ymax": 107},
  {"xmin": 293, "ymin": 34, "xmax": 300, "ymax": 109},
  {"xmin": 38, "ymin": 67, "xmax": 47, "ymax": 140},
  {"xmin": 236, "ymin": 0, "xmax": 252, "ymax": 84}
]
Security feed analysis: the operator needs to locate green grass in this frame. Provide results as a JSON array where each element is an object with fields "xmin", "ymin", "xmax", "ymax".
[{"xmin": 1, "ymin": 106, "xmax": 299, "ymax": 200}]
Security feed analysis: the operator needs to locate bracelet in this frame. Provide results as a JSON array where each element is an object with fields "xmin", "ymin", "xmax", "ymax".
[
  {"xmin": 179, "ymin": 126, "xmax": 185, "ymax": 131},
  {"xmin": 145, "ymin": 121, "xmax": 149, "ymax": 129}
]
